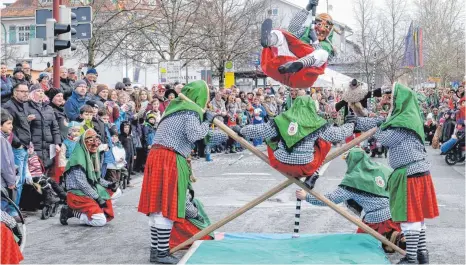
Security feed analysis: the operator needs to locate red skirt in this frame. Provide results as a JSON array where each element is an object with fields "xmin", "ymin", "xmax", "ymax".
[
  {"xmin": 138, "ymin": 147, "xmax": 185, "ymax": 223},
  {"xmin": 267, "ymin": 139, "xmax": 331, "ymax": 178},
  {"xmin": 169, "ymin": 221, "xmax": 213, "ymax": 249},
  {"xmin": 1, "ymin": 223, "xmax": 24, "ymax": 264},
  {"xmin": 345, "ymin": 132, "xmax": 361, "ymax": 144},
  {"xmin": 356, "ymin": 219, "xmax": 401, "ymax": 234},
  {"xmin": 406, "ymin": 173, "xmax": 439, "ymax": 222},
  {"xmin": 261, "ymin": 30, "xmax": 326, "ymax": 88},
  {"xmin": 67, "ymin": 192, "xmax": 114, "ymax": 222}
]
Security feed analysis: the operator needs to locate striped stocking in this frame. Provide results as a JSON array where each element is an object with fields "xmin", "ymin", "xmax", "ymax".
[
  {"xmin": 295, "ymin": 55, "xmax": 317, "ymax": 68},
  {"xmin": 150, "ymin": 226, "xmax": 158, "ymax": 250},
  {"xmin": 71, "ymin": 209, "xmax": 81, "ymax": 218},
  {"xmin": 156, "ymin": 227, "xmax": 172, "ymax": 257},
  {"xmin": 418, "ymin": 228, "xmax": 427, "ymax": 251},
  {"xmin": 404, "ymin": 231, "xmax": 420, "ymax": 262}
]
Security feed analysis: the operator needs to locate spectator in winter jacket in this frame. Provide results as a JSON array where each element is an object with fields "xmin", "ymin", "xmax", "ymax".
[
  {"xmin": 142, "ymin": 112, "xmax": 158, "ymax": 150},
  {"xmin": 153, "ymin": 84, "xmax": 169, "ymax": 113},
  {"xmin": 94, "ymin": 84, "xmax": 109, "ymax": 108},
  {"xmin": 10, "ymin": 67, "xmax": 30, "ymax": 90},
  {"xmin": 84, "ymin": 68, "xmax": 97, "ymax": 89},
  {"xmin": 252, "ymin": 96, "xmax": 267, "ymax": 120},
  {"xmin": 47, "ymin": 88, "xmax": 69, "ymax": 140},
  {"xmin": 0, "ymin": 63, "xmax": 13, "ymax": 104},
  {"xmin": 60, "ymin": 67, "xmax": 74, "ymax": 99},
  {"xmin": 119, "ymin": 121, "xmax": 136, "ymax": 187},
  {"xmin": 37, "ymin": 72, "xmax": 50, "ymax": 92},
  {"xmin": 105, "ymin": 130, "xmax": 126, "ymax": 189},
  {"xmin": 3, "ymin": 83, "xmax": 33, "ymax": 205},
  {"xmin": 67, "ymin": 68, "xmax": 77, "ymax": 81},
  {"xmin": 64, "ymin": 80, "xmax": 90, "ymax": 121},
  {"xmin": 57, "ymin": 121, "xmax": 81, "ymax": 179},
  {"xmin": 21, "ymin": 62, "xmax": 33, "ymax": 84},
  {"xmin": 1, "ymin": 109, "xmax": 17, "ymax": 196},
  {"xmin": 27, "ymin": 84, "xmax": 61, "ymax": 170}
]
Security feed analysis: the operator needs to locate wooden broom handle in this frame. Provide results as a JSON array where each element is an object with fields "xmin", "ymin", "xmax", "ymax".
[{"xmin": 173, "ymin": 93, "xmax": 405, "ymax": 255}]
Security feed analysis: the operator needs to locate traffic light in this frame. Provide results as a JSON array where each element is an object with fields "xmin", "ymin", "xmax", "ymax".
[
  {"xmin": 46, "ymin": 18, "xmax": 72, "ymax": 55},
  {"xmin": 59, "ymin": 6, "xmax": 77, "ymax": 56}
]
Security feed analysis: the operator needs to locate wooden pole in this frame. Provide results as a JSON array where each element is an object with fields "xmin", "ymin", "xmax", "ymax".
[{"xmin": 173, "ymin": 93, "xmax": 406, "ymax": 256}]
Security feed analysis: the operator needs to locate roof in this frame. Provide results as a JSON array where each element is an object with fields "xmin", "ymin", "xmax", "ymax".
[{"xmin": 0, "ymin": 0, "xmax": 150, "ymax": 18}]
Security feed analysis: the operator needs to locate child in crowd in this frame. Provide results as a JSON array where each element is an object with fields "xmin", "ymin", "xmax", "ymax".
[
  {"xmin": 1, "ymin": 109, "xmax": 19, "ymax": 218},
  {"xmin": 105, "ymin": 130, "xmax": 126, "ymax": 191},
  {"xmin": 119, "ymin": 121, "xmax": 136, "ymax": 187},
  {"xmin": 57, "ymin": 121, "xmax": 81, "ymax": 180},
  {"xmin": 143, "ymin": 112, "xmax": 159, "ymax": 150},
  {"xmin": 78, "ymin": 105, "xmax": 95, "ymax": 134}
]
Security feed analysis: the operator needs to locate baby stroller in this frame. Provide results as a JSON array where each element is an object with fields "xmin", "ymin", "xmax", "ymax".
[
  {"xmin": 444, "ymin": 132, "xmax": 465, "ymax": 165},
  {"xmin": 20, "ymin": 153, "xmax": 66, "ymax": 219},
  {"xmin": 1, "ymin": 187, "xmax": 27, "ymax": 252}
]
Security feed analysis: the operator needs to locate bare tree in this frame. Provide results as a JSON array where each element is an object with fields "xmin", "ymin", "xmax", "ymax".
[
  {"xmin": 193, "ymin": 0, "xmax": 266, "ymax": 87},
  {"xmin": 373, "ymin": 0, "xmax": 411, "ymax": 83},
  {"xmin": 72, "ymin": 0, "xmax": 159, "ymax": 68},
  {"xmin": 352, "ymin": 0, "xmax": 380, "ymax": 84},
  {"xmin": 414, "ymin": 0, "xmax": 465, "ymax": 85}
]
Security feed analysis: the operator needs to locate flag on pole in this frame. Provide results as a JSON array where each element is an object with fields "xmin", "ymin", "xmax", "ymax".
[{"xmin": 401, "ymin": 21, "xmax": 423, "ymax": 68}]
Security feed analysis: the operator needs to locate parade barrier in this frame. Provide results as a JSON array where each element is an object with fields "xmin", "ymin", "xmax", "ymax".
[
  {"xmin": 173, "ymin": 93, "xmax": 406, "ymax": 256},
  {"xmin": 178, "ymin": 233, "xmax": 390, "ymax": 264}
]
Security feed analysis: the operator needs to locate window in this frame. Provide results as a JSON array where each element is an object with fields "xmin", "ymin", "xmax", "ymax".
[
  {"xmin": 267, "ymin": 8, "xmax": 278, "ymax": 16},
  {"xmin": 40, "ymin": 0, "xmax": 53, "ymax": 3},
  {"xmin": 17, "ymin": 26, "xmax": 30, "ymax": 43}
]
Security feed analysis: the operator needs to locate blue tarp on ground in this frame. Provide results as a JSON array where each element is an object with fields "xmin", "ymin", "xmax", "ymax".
[{"xmin": 184, "ymin": 233, "xmax": 390, "ymax": 264}]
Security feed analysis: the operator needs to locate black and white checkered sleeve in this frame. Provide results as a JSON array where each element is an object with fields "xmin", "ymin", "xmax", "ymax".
[
  {"xmin": 66, "ymin": 167, "xmax": 99, "ymax": 199},
  {"xmin": 207, "ymin": 129, "xmax": 228, "ymax": 145},
  {"xmin": 1, "ymin": 210, "xmax": 17, "ymax": 229},
  {"xmin": 99, "ymin": 177, "xmax": 111, "ymax": 188},
  {"xmin": 185, "ymin": 192, "xmax": 198, "ymax": 219},
  {"xmin": 305, "ymin": 187, "xmax": 353, "ymax": 206},
  {"xmin": 377, "ymin": 128, "xmax": 406, "ymax": 149},
  {"xmin": 319, "ymin": 123, "xmax": 354, "ymax": 143},
  {"xmin": 288, "ymin": 9, "xmax": 309, "ymax": 37},
  {"xmin": 185, "ymin": 112, "xmax": 210, "ymax": 143},
  {"xmin": 240, "ymin": 121, "xmax": 278, "ymax": 140},
  {"xmin": 355, "ymin": 117, "xmax": 384, "ymax": 131}
]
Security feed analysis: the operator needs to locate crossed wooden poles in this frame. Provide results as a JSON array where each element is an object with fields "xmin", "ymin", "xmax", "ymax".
[{"xmin": 171, "ymin": 93, "xmax": 406, "ymax": 256}]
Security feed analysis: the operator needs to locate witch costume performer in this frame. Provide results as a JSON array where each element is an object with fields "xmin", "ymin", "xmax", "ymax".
[
  {"xmin": 60, "ymin": 128, "xmax": 117, "ymax": 227},
  {"xmin": 236, "ymin": 96, "xmax": 354, "ymax": 186},
  {"xmin": 354, "ymin": 83, "xmax": 439, "ymax": 264},
  {"xmin": 138, "ymin": 80, "xmax": 227, "ymax": 264},
  {"xmin": 296, "ymin": 147, "xmax": 405, "ymax": 253}
]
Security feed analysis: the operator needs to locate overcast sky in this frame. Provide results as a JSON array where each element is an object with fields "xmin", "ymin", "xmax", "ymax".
[{"xmin": 294, "ymin": 0, "xmax": 416, "ymax": 30}]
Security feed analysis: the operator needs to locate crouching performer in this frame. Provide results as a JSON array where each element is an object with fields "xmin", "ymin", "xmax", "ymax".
[
  {"xmin": 60, "ymin": 129, "xmax": 116, "ymax": 227},
  {"xmin": 296, "ymin": 147, "xmax": 405, "ymax": 253},
  {"xmin": 235, "ymin": 96, "xmax": 354, "ymax": 186},
  {"xmin": 138, "ymin": 80, "xmax": 227, "ymax": 264},
  {"xmin": 354, "ymin": 83, "xmax": 439, "ymax": 264}
]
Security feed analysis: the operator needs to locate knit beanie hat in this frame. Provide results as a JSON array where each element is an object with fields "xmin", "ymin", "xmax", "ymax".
[
  {"xmin": 67, "ymin": 121, "xmax": 82, "ymax": 128},
  {"xmin": 86, "ymin": 68, "xmax": 97, "ymax": 75},
  {"xmin": 74, "ymin": 80, "xmax": 87, "ymax": 89},
  {"xmin": 115, "ymin": 82, "xmax": 125, "ymax": 90},
  {"xmin": 38, "ymin": 72, "xmax": 49, "ymax": 81},
  {"xmin": 85, "ymin": 100, "xmax": 99, "ymax": 108},
  {"xmin": 13, "ymin": 67, "xmax": 24, "ymax": 75},
  {"xmin": 96, "ymin": 84, "xmax": 109, "ymax": 95},
  {"xmin": 46, "ymin": 88, "xmax": 64, "ymax": 100},
  {"xmin": 29, "ymin": 84, "xmax": 42, "ymax": 92}
]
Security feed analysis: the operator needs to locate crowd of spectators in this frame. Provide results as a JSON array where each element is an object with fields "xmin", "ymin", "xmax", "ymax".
[{"xmin": 1, "ymin": 60, "xmax": 464, "ymax": 217}]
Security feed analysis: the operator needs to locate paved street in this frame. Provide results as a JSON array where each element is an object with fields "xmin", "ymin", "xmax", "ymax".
[{"xmin": 20, "ymin": 146, "xmax": 465, "ymax": 264}]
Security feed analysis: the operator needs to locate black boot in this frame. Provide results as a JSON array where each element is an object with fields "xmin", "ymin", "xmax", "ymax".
[
  {"xmin": 59, "ymin": 206, "xmax": 73, "ymax": 225},
  {"xmin": 304, "ymin": 172, "xmax": 319, "ymax": 189},
  {"xmin": 260, "ymin": 19, "xmax": 273, "ymax": 48},
  {"xmin": 397, "ymin": 257, "xmax": 417, "ymax": 264},
  {"xmin": 306, "ymin": 0, "xmax": 318, "ymax": 11},
  {"xmin": 278, "ymin": 61, "xmax": 304, "ymax": 74},
  {"xmin": 155, "ymin": 251, "xmax": 179, "ymax": 264},
  {"xmin": 149, "ymin": 248, "xmax": 158, "ymax": 263},
  {"xmin": 417, "ymin": 250, "xmax": 429, "ymax": 264}
]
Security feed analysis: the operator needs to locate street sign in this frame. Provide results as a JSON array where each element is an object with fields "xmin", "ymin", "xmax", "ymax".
[
  {"xmin": 224, "ymin": 61, "xmax": 234, "ymax": 72},
  {"xmin": 35, "ymin": 6, "xmax": 92, "ymax": 40},
  {"xmin": 159, "ymin": 61, "xmax": 181, "ymax": 83}
]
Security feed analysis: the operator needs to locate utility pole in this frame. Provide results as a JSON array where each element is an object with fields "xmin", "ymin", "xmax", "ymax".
[{"xmin": 52, "ymin": 0, "xmax": 61, "ymax": 89}]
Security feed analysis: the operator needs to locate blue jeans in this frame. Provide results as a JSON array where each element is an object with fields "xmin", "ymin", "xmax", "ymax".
[{"xmin": 13, "ymin": 148, "xmax": 29, "ymax": 206}]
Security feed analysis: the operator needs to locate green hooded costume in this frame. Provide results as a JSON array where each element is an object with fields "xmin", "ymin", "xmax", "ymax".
[
  {"xmin": 65, "ymin": 129, "xmax": 110, "ymax": 200},
  {"xmin": 339, "ymin": 148, "xmax": 392, "ymax": 197},
  {"xmin": 269, "ymin": 96, "xmax": 327, "ymax": 151},
  {"xmin": 158, "ymin": 80, "xmax": 210, "ymax": 220},
  {"xmin": 380, "ymin": 82, "xmax": 425, "ymax": 222}
]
